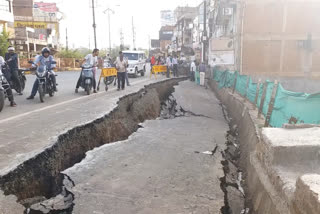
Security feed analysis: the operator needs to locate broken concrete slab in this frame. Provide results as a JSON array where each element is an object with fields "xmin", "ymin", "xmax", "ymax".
[
  {"xmin": 293, "ymin": 174, "xmax": 320, "ymax": 214},
  {"xmin": 227, "ymin": 186, "xmax": 245, "ymax": 214},
  {"xmin": 0, "ymin": 191, "xmax": 25, "ymax": 214},
  {"xmin": 63, "ymin": 81, "xmax": 228, "ymax": 213}
]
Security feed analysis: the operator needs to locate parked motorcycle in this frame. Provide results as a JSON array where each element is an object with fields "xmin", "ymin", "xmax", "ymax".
[
  {"xmin": 29, "ymin": 60, "xmax": 57, "ymax": 103},
  {"xmin": 1, "ymin": 62, "xmax": 27, "ymax": 93},
  {"xmin": 0, "ymin": 65, "xmax": 11, "ymax": 112}
]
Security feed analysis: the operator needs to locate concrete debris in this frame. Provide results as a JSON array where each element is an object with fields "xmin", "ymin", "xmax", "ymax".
[
  {"xmin": 27, "ymin": 173, "xmax": 75, "ymax": 214},
  {"xmin": 227, "ymin": 186, "xmax": 245, "ymax": 213},
  {"xmin": 160, "ymin": 95, "xmax": 212, "ymax": 119}
]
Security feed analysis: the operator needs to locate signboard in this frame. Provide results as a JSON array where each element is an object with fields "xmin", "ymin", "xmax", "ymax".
[
  {"xmin": 14, "ymin": 21, "xmax": 47, "ymax": 29},
  {"xmin": 160, "ymin": 10, "xmax": 175, "ymax": 27},
  {"xmin": 34, "ymin": 2, "xmax": 58, "ymax": 13},
  {"xmin": 39, "ymin": 34, "xmax": 46, "ymax": 41}
]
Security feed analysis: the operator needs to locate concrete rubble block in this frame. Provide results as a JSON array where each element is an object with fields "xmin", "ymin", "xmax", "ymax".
[
  {"xmin": 0, "ymin": 191, "xmax": 25, "ymax": 214},
  {"xmin": 225, "ymin": 161, "xmax": 239, "ymax": 185},
  {"xmin": 227, "ymin": 186, "xmax": 245, "ymax": 214},
  {"xmin": 293, "ymin": 174, "xmax": 320, "ymax": 214},
  {"xmin": 260, "ymin": 127, "xmax": 320, "ymax": 168}
]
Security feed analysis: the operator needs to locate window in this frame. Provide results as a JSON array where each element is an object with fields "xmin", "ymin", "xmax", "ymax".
[
  {"xmin": 124, "ymin": 53, "xmax": 138, "ymax": 60},
  {"xmin": 0, "ymin": 0, "xmax": 10, "ymax": 12}
]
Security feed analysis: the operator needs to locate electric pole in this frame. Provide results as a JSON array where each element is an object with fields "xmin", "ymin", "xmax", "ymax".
[
  {"xmin": 66, "ymin": 28, "xmax": 68, "ymax": 51},
  {"xmin": 103, "ymin": 8, "xmax": 114, "ymax": 55},
  {"xmin": 148, "ymin": 35, "xmax": 150, "ymax": 57},
  {"xmin": 132, "ymin": 16, "xmax": 136, "ymax": 50},
  {"xmin": 203, "ymin": 0, "xmax": 207, "ymax": 64},
  {"xmin": 120, "ymin": 28, "xmax": 124, "ymax": 51},
  {"xmin": 92, "ymin": 0, "xmax": 97, "ymax": 49}
]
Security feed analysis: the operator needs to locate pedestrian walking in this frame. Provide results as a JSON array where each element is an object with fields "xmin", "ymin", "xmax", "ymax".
[
  {"xmin": 172, "ymin": 55, "xmax": 178, "ymax": 77},
  {"xmin": 151, "ymin": 55, "xmax": 156, "ymax": 73},
  {"xmin": 166, "ymin": 55, "xmax": 172, "ymax": 78},
  {"xmin": 115, "ymin": 51, "xmax": 128, "ymax": 90},
  {"xmin": 199, "ymin": 62, "xmax": 206, "ymax": 86},
  {"xmin": 190, "ymin": 60, "xmax": 196, "ymax": 81}
]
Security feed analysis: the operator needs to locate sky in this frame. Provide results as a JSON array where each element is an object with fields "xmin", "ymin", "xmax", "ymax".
[{"xmin": 41, "ymin": 0, "xmax": 202, "ymax": 50}]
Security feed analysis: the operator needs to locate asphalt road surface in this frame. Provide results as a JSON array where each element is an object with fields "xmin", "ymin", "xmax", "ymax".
[{"xmin": 0, "ymin": 64, "xmax": 151, "ymax": 120}]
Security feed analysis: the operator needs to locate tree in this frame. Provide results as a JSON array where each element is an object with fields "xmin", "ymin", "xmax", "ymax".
[
  {"xmin": 56, "ymin": 48, "xmax": 86, "ymax": 58},
  {"xmin": 0, "ymin": 30, "xmax": 10, "ymax": 57}
]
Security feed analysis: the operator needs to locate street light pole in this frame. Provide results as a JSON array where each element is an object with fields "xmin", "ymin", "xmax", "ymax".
[
  {"xmin": 92, "ymin": 0, "xmax": 97, "ymax": 49},
  {"xmin": 203, "ymin": 0, "xmax": 207, "ymax": 64},
  {"xmin": 108, "ymin": 10, "xmax": 111, "ymax": 54},
  {"xmin": 104, "ymin": 8, "xmax": 115, "ymax": 55}
]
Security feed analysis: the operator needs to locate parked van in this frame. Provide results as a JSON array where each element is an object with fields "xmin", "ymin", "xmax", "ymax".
[{"xmin": 123, "ymin": 50, "xmax": 146, "ymax": 77}]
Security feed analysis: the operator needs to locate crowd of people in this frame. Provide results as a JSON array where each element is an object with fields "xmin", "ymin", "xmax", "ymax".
[{"xmin": 0, "ymin": 46, "xmax": 209, "ymax": 109}]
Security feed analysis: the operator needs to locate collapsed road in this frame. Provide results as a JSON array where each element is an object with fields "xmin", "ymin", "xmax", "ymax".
[{"xmin": 0, "ymin": 78, "xmax": 249, "ymax": 214}]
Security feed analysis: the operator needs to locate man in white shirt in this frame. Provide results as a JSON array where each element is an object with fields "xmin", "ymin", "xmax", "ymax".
[
  {"xmin": 75, "ymin": 48, "xmax": 99, "ymax": 93},
  {"xmin": 190, "ymin": 60, "xmax": 196, "ymax": 81},
  {"xmin": 114, "ymin": 51, "xmax": 128, "ymax": 90},
  {"xmin": 172, "ymin": 55, "xmax": 178, "ymax": 77}
]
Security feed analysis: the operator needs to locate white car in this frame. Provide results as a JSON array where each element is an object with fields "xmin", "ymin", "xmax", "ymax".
[{"xmin": 123, "ymin": 51, "xmax": 146, "ymax": 77}]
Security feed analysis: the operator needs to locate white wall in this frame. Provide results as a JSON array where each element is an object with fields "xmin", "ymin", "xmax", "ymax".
[{"xmin": 0, "ymin": 0, "xmax": 14, "ymax": 23}]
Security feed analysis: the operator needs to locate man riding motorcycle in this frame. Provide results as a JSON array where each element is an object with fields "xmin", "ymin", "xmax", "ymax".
[
  {"xmin": 4, "ymin": 46, "xmax": 22, "ymax": 95},
  {"xmin": 75, "ymin": 48, "xmax": 99, "ymax": 93},
  {"xmin": 26, "ymin": 47, "xmax": 57, "ymax": 100},
  {"xmin": 0, "ymin": 55, "xmax": 17, "ymax": 107}
]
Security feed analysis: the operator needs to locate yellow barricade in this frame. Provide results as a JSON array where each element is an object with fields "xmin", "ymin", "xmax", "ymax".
[
  {"xmin": 150, "ymin": 65, "xmax": 168, "ymax": 79},
  {"xmin": 101, "ymin": 67, "xmax": 117, "ymax": 77},
  {"xmin": 97, "ymin": 67, "xmax": 118, "ymax": 91}
]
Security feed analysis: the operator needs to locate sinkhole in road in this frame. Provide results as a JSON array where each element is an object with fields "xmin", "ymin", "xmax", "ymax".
[{"xmin": 0, "ymin": 78, "xmax": 186, "ymax": 214}]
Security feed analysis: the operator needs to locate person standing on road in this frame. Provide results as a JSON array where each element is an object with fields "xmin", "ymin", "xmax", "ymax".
[
  {"xmin": 5, "ymin": 46, "xmax": 22, "ymax": 95},
  {"xmin": 172, "ymin": 55, "xmax": 178, "ymax": 77},
  {"xmin": 75, "ymin": 48, "xmax": 99, "ymax": 93},
  {"xmin": 199, "ymin": 62, "xmax": 206, "ymax": 86},
  {"xmin": 151, "ymin": 55, "xmax": 156, "ymax": 73},
  {"xmin": 125, "ymin": 56, "xmax": 130, "ymax": 87},
  {"xmin": 114, "ymin": 51, "xmax": 128, "ymax": 91},
  {"xmin": 0, "ymin": 55, "xmax": 17, "ymax": 107},
  {"xmin": 190, "ymin": 60, "xmax": 196, "ymax": 81},
  {"xmin": 166, "ymin": 55, "xmax": 172, "ymax": 78}
]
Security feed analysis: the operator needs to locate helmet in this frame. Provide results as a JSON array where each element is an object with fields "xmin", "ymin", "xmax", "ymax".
[
  {"xmin": 41, "ymin": 47, "xmax": 50, "ymax": 56},
  {"xmin": 8, "ymin": 46, "xmax": 15, "ymax": 51}
]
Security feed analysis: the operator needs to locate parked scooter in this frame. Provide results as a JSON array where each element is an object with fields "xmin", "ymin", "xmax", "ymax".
[{"xmin": 80, "ymin": 64, "xmax": 94, "ymax": 95}]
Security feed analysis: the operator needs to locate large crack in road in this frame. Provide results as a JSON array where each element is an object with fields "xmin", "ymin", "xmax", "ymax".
[{"xmin": 0, "ymin": 78, "xmax": 186, "ymax": 214}]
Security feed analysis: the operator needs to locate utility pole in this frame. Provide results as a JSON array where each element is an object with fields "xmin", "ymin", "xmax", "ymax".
[
  {"xmin": 203, "ymin": 0, "xmax": 207, "ymax": 64},
  {"xmin": 132, "ymin": 16, "xmax": 136, "ymax": 50},
  {"xmin": 66, "ymin": 28, "xmax": 68, "ymax": 51},
  {"xmin": 120, "ymin": 28, "xmax": 124, "ymax": 51},
  {"xmin": 103, "ymin": 8, "xmax": 114, "ymax": 55},
  {"xmin": 92, "ymin": 0, "xmax": 97, "ymax": 49},
  {"xmin": 148, "ymin": 34, "xmax": 150, "ymax": 57}
]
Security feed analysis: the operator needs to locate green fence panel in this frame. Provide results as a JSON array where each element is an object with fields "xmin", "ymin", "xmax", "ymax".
[
  {"xmin": 235, "ymin": 74, "xmax": 248, "ymax": 96},
  {"xmin": 269, "ymin": 84, "xmax": 320, "ymax": 127},
  {"xmin": 246, "ymin": 77, "xmax": 257, "ymax": 103},
  {"xmin": 218, "ymin": 71, "xmax": 236, "ymax": 89}
]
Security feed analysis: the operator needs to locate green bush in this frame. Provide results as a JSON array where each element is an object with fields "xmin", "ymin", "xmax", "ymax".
[{"xmin": 0, "ymin": 30, "xmax": 10, "ymax": 57}]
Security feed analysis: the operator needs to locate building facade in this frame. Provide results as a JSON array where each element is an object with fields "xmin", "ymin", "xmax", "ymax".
[{"xmin": 11, "ymin": 0, "xmax": 60, "ymax": 57}]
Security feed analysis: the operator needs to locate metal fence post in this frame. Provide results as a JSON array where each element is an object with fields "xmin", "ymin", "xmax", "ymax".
[
  {"xmin": 232, "ymin": 73, "xmax": 238, "ymax": 94},
  {"xmin": 254, "ymin": 78, "xmax": 261, "ymax": 108},
  {"xmin": 258, "ymin": 81, "xmax": 268, "ymax": 118},
  {"xmin": 264, "ymin": 80, "xmax": 279, "ymax": 127},
  {"xmin": 244, "ymin": 76, "xmax": 250, "ymax": 102}
]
